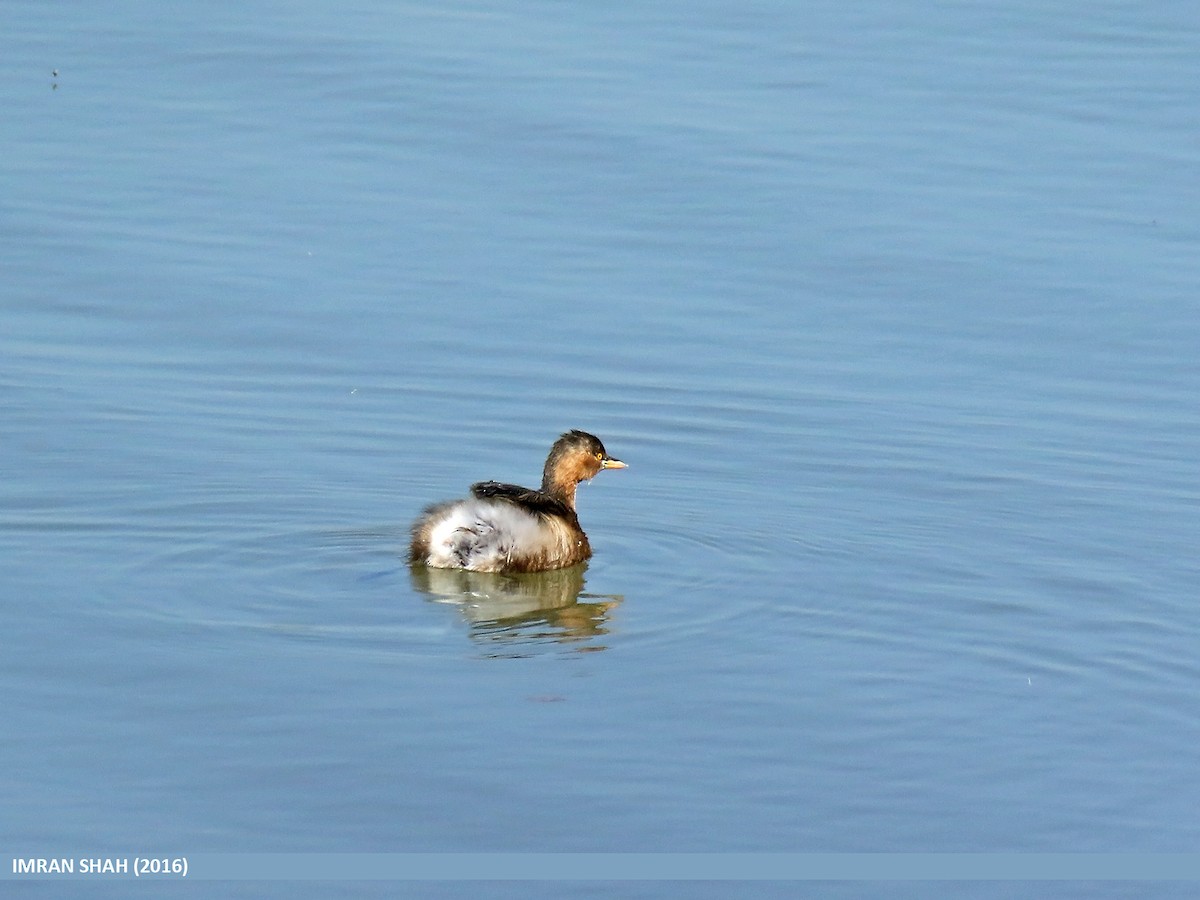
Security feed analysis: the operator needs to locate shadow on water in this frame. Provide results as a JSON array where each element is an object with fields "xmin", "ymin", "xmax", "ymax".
[{"xmin": 409, "ymin": 563, "xmax": 623, "ymax": 657}]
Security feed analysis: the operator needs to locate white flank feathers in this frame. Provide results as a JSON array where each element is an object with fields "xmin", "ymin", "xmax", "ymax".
[{"xmin": 423, "ymin": 500, "xmax": 575, "ymax": 573}]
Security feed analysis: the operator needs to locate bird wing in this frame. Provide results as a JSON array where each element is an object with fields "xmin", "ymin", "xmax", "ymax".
[{"xmin": 469, "ymin": 481, "xmax": 569, "ymax": 517}]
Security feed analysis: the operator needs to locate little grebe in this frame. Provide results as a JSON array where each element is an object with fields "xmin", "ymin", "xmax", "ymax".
[{"xmin": 409, "ymin": 430, "xmax": 626, "ymax": 573}]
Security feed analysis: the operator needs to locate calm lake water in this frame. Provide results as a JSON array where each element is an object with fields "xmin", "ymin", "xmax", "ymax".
[{"xmin": 4, "ymin": 0, "xmax": 1199, "ymax": 897}]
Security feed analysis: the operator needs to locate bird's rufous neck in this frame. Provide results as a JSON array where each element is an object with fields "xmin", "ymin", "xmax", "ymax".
[{"xmin": 541, "ymin": 473, "xmax": 578, "ymax": 510}]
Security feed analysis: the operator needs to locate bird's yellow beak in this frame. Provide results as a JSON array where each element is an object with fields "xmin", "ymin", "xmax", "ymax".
[{"xmin": 601, "ymin": 457, "xmax": 627, "ymax": 470}]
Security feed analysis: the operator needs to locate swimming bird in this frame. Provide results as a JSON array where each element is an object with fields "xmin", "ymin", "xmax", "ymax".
[{"xmin": 409, "ymin": 430, "xmax": 626, "ymax": 573}]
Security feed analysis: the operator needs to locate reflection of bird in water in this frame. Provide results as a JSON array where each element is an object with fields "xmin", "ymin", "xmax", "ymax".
[
  {"xmin": 410, "ymin": 431, "xmax": 625, "ymax": 574},
  {"xmin": 410, "ymin": 564, "xmax": 622, "ymax": 652}
]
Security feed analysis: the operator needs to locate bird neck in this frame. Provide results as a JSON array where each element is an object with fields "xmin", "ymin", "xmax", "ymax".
[
  {"xmin": 541, "ymin": 471, "xmax": 579, "ymax": 510},
  {"xmin": 544, "ymin": 475, "xmax": 580, "ymax": 511}
]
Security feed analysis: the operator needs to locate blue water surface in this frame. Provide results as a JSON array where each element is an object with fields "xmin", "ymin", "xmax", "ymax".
[{"xmin": 3, "ymin": 1, "xmax": 1199, "ymax": 897}]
